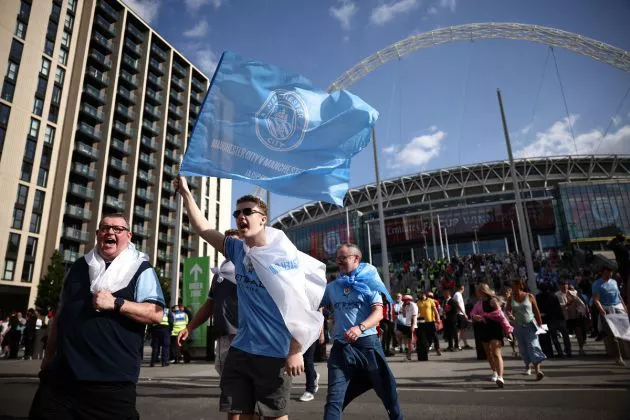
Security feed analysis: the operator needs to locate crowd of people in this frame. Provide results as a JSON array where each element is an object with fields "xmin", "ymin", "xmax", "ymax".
[{"xmin": 0, "ymin": 308, "xmax": 51, "ymax": 360}]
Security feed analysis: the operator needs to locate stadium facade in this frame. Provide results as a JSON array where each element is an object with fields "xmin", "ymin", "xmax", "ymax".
[{"xmin": 272, "ymin": 155, "xmax": 630, "ymax": 269}]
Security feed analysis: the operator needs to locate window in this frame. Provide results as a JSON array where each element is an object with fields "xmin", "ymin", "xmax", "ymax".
[
  {"xmin": 2, "ymin": 80, "xmax": 15, "ymax": 102},
  {"xmin": 0, "ymin": 103, "xmax": 9, "ymax": 155},
  {"xmin": 25, "ymin": 237, "xmax": 38, "ymax": 258},
  {"xmin": 64, "ymin": 15, "xmax": 74, "ymax": 31},
  {"xmin": 29, "ymin": 213, "xmax": 41, "ymax": 233},
  {"xmin": 18, "ymin": 1, "xmax": 31, "ymax": 22},
  {"xmin": 33, "ymin": 98, "xmax": 44, "ymax": 116},
  {"xmin": 68, "ymin": 0, "xmax": 77, "ymax": 13},
  {"xmin": 3, "ymin": 260, "xmax": 15, "ymax": 280},
  {"xmin": 15, "ymin": 21, "xmax": 27, "ymax": 39},
  {"xmin": 6, "ymin": 61, "xmax": 19, "ymax": 81},
  {"xmin": 12, "ymin": 208, "xmax": 24, "ymax": 229},
  {"xmin": 24, "ymin": 138, "xmax": 36, "ymax": 161},
  {"xmin": 39, "ymin": 148, "xmax": 51, "ymax": 169},
  {"xmin": 20, "ymin": 161, "xmax": 32, "ymax": 181},
  {"xmin": 59, "ymin": 48, "xmax": 68, "ymax": 65},
  {"xmin": 40, "ymin": 58, "xmax": 51, "ymax": 77},
  {"xmin": 54, "ymin": 67, "xmax": 65, "ymax": 85},
  {"xmin": 36, "ymin": 77, "xmax": 47, "ymax": 99},
  {"xmin": 51, "ymin": 4, "xmax": 61, "ymax": 22},
  {"xmin": 7, "ymin": 233, "xmax": 20, "ymax": 255},
  {"xmin": 44, "ymin": 39, "xmax": 54, "ymax": 57},
  {"xmin": 46, "ymin": 22, "xmax": 58, "ymax": 41},
  {"xmin": 29, "ymin": 118, "xmax": 40, "ymax": 138},
  {"xmin": 48, "ymin": 105, "xmax": 58, "ymax": 123},
  {"xmin": 37, "ymin": 167, "xmax": 48, "ymax": 187},
  {"xmin": 21, "ymin": 261, "xmax": 34, "ymax": 282},
  {"xmin": 10, "ymin": 39, "xmax": 24, "ymax": 62},
  {"xmin": 16, "ymin": 184, "xmax": 29, "ymax": 206},
  {"xmin": 33, "ymin": 190, "xmax": 44, "ymax": 212},
  {"xmin": 44, "ymin": 125, "xmax": 55, "ymax": 144},
  {"xmin": 51, "ymin": 85, "xmax": 61, "ymax": 105},
  {"xmin": 61, "ymin": 31, "xmax": 71, "ymax": 49}
]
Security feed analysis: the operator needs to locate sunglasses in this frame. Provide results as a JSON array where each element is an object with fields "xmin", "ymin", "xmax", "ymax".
[
  {"xmin": 98, "ymin": 225, "xmax": 129, "ymax": 234},
  {"xmin": 336, "ymin": 254, "xmax": 358, "ymax": 262},
  {"xmin": 232, "ymin": 208, "xmax": 265, "ymax": 218}
]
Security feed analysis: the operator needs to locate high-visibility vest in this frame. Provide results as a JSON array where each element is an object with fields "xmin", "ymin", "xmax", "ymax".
[
  {"xmin": 171, "ymin": 311, "xmax": 188, "ymax": 336},
  {"xmin": 160, "ymin": 309, "xmax": 170, "ymax": 327}
]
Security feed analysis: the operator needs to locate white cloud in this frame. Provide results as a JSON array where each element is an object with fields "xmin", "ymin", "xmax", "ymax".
[
  {"xmin": 427, "ymin": 6, "xmax": 438, "ymax": 14},
  {"xmin": 515, "ymin": 114, "xmax": 630, "ymax": 158},
  {"xmin": 371, "ymin": 0, "xmax": 419, "ymax": 26},
  {"xmin": 429, "ymin": 125, "xmax": 437, "ymax": 132},
  {"xmin": 125, "ymin": 0, "xmax": 161, "ymax": 23},
  {"xmin": 384, "ymin": 130, "xmax": 446, "ymax": 170},
  {"xmin": 439, "ymin": 0, "xmax": 456, "ymax": 12},
  {"xmin": 330, "ymin": 1, "xmax": 358, "ymax": 31},
  {"xmin": 520, "ymin": 123, "xmax": 533, "ymax": 135},
  {"xmin": 612, "ymin": 115, "xmax": 622, "ymax": 127},
  {"xmin": 195, "ymin": 47, "xmax": 219, "ymax": 76},
  {"xmin": 183, "ymin": 20, "xmax": 209, "ymax": 38},
  {"xmin": 185, "ymin": 0, "xmax": 223, "ymax": 12}
]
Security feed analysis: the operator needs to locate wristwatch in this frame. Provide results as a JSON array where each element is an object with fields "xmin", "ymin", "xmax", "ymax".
[
  {"xmin": 114, "ymin": 297, "xmax": 125, "ymax": 313},
  {"xmin": 358, "ymin": 323, "xmax": 367, "ymax": 333}
]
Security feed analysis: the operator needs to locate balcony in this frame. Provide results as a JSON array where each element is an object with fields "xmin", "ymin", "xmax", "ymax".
[
  {"xmin": 168, "ymin": 104, "xmax": 183, "ymax": 119},
  {"xmin": 139, "ymin": 153, "xmax": 156, "ymax": 168},
  {"xmin": 113, "ymin": 121, "xmax": 134, "ymax": 138},
  {"xmin": 142, "ymin": 120, "xmax": 160, "ymax": 135},
  {"xmin": 88, "ymin": 49, "xmax": 112, "ymax": 70},
  {"xmin": 191, "ymin": 78, "xmax": 205, "ymax": 92},
  {"xmin": 134, "ymin": 206, "xmax": 153, "ymax": 219},
  {"xmin": 133, "ymin": 224, "xmax": 149, "ymax": 237},
  {"xmin": 166, "ymin": 134, "xmax": 181, "ymax": 148},
  {"xmin": 115, "ymin": 103, "xmax": 135, "ymax": 121},
  {"xmin": 136, "ymin": 188, "xmax": 154, "ymax": 201},
  {"xmin": 79, "ymin": 103, "xmax": 104, "ymax": 122},
  {"xmin": 109, "ymin": 157, "xmax": 129, "ymax": 173},
  {"xmin": 162, "ymin": 181, "xmax": 175, "ymax": 194},
  {"xmin": 137, "ymin": 170, "xmax": 155, "ymax": 185},
  {"xmin": 151, "ymin": 45, "xmax": 168, "ymax": 61},
  {"xmin": 65, "ymin": 204, "xmax": 92, "ymax": 220},
  {"xmin": 91, "ymin": 32, "xmax": 113, "ymax": 52},
  {"xmin": 107, "ymin": 176, "xmax": 127, "ymax": 191},
  {"xmin": 171, "ymin": 78, "xmax": 185, "ymax": 91},
  {"xmin": 169, "ymin": 90, "xmax": 183, "ymax": 105},
  {"xmin": 63, "ymin": 249, "xmax": 82, "ymax": 263},
  {"xmin": 141, "ymin": 136, "xmax": 159, "ymax": 151},
  {"xmin": 77, "ymin": 123, "xmax": 103, "ymax": 141},
  {"xmin": 121, "ymin": 55, "xmax": 139, "ymax": 73},
  {"xmin": 147, "ymin": 74, "xmax": 162, "ymax": 89},
  {"xmin": 161, "ymin": 198, "xmax": 177, "ymax": 211},
  {"xmin": 160, "ymin": 215, "xmax": 176, "ymax": 227},
  {"xmin": 117, "ymin": 86, "xmax": 137, "ymax": 104},
  {"xmin": 144, "ymin": 104, "xmax": 161, "ymax": 120},
  {"xmin": 173, "ymin": 61, "xmax": 187, "ymax": 77},
  {"xmin": 119, "ymin": 70, "xmax": 138, "ymax": 88},
  {"xmin": 71, "ymin": 162, "xmax": 96, "ymax": 180},
  {"xmin": 157, "ymin": 249, "xmax": 173, "ymax": 260},
  {"xmin": 164, "ymin": 148, "xmax": 179, "ymax": 162},
  {"xmin": 158, "ymin": 233, "xmax": 174, "ymax": 244},
  {"xmin": 149, "ymin": 58, "xmax": 164, "ymax": 75},
  {"xmin": 74, "ymin": 141, "xmax": 100, "ymax": 159},
  {"xmin": 94, "ymin": 15, "xmax": 116, "ymax": 37},
  {"xmin": 105, "ymin": 196, "xmax": 125, "ymax": 211},
  {"xmin": 182, "ymin": 223, "xmax": 191, "ymax": 233},
  {"xmin": 167, "ymin": 120, "xmax": 183, "ymax": 134},
  {"xmin": 85, "ymin": 67, "xmax": 109, "ymax": 86},
  {"xmin": 191, "ymin": 92, "xmax": 203, "ymax": 105},
  {"xmin": 69, "ymin": 183, "xmax": 95, "ymax": 200},
  {"xmin": 126, "ymin": 24, "xmax": 144, "ymax": 42},
  {"xmin": 82, "ymin": 84, "xmax": 107, "ymax": 104},
  {"xmin": 181, "ymin": 239, "xmax": 194, "ymax": 249},
  {"xmin": 145, "ymin": 89, "xmax": 162, "ymax": 105},
  {"xmin": 63, "ymin": 227, "xmax": 90, "ymax": 243},
  {"xmin": 163, "ymin": 165, "xmax": 177, "ymax": 177},
  {"xmin": 189, "ymin": 105, "xmax": 200, "ymax": 118},
  {"xmin": 97, "ymin": 0, "xmax": 119, "ymax": 21},
  {"xmin": 188, "ymin": 177, "xmax": 201, "ymax": 189},
  {"xmin": 124, "ymin": 39, "xmax": 141, "ymax": 57},
  {"xmin": 110, "ymin": 138, "xmax": 129, "ymax": 155}
]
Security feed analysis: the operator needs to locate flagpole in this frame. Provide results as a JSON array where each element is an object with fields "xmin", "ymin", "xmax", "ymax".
[
  {"xmin": 437, "ymin": 214, "xmax": 444, "ymax": 259},
  {"xmin": 346, "ymin": 206, "xmax": 351, "ymax": 241},
  {"xmin": 372, "ymin": 128, "xmax": 390, "ymax": 290},
  {"xmin": 444, "ymin": 226, "xmax": 451, "ymax": 261},
  {"xmin": 366, "ymin": 221, "xmax": 373, "ymax": 264},
  {"xmin": 172, "ymin": 164, "xmax": 184, "ymax": 307},
  {"xmin": 266, "ymin": 190, "xmax": 271, "ymax": 223}
]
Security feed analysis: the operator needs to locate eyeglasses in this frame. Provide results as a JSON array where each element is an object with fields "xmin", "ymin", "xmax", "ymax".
[
  {"xmin": 232, "ymin": 208, "xmax": 265, "ymax": 218},
  {"xmin": 98, "ymin": 225, "xmax": 129, "ymax": 234},
  {"xmin": 336, "ymin": 254, "xmax": 358, "ymax": 262}
]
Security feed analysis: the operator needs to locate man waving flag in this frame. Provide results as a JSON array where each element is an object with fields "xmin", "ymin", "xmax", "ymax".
[{"xmin": 180, "ymin": 51, "xmax": 378, "ymax": 205}]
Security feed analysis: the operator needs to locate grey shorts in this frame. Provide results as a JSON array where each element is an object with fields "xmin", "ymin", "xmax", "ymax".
[
  {"xmin": 215, "ymin": 335, "xmax": 234, "ymax": 376},
  {"xmin": 219, "ymin": 347, "xmax": 291, "ymax": 417}
]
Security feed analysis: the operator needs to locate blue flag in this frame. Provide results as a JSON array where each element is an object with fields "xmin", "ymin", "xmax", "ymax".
[{"xmin": 180, "ymin": 51, "xmax": 379, "ymax": 206}]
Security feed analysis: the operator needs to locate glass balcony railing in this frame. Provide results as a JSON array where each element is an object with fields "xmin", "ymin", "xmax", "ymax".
[
  {"xmin": 94, "ymin": 15, "xmax": 116, "ymax": 36},
  {"xmin": 107, "ymin": 176, "xmax": 128, "ymax": 191},
  {"xmin": 146, "ymin": 89, "xmax": 162, "ymax": 103},
  {"xmin": 133, "ymin": 224, "xmax": 149, "ymax": 237},
  {"xmin": 162, "ymin": 181, "xmax": 175, "ymax": 193},
  {"xmin": 147, "ymin": 73, "xmax": 162, "ymax": 88},
  {"xmin": 191, "ymin": 78, "xmax": 205, "ymax": 92},
  {"xmin": 168, "ymin": 120, "xmax": 183, "ymax": 133},
  {"xmin": 71, "ymin": 162, "xmax": 97, "ymax": 179},
  {"xmin": 63, "ymin": 227, "xmax": 90, "ymax": 242},
  {"xmin": 137, "ymin": 170, "xmax": 155, "ymax": 184},
  {"xmin": 168, "ymin": 104, "xmax": 183, "ymax": 118},
  {"xmin": 161, "ymin": 198, "xmax": 177, "ymax": 211},
  {"xmin": 110, "ymin": 157, "xmax": 129, "ymax": 172},
  {"xmin": 126, "ymin": 24, "xmax": 145, "ymax": 42},
  {"xmin": 165, "ymin": 134, "xmax": 180, "ymax": 147},
  {"xmin": 173, "ymin": 61, "xmax": 187, "ymax": 76},
  {"xmin": 119, "ymin": 70, "xmax": 137, "ymax": 87},
  {"xmin": 65, "ymin": 205, "xmax": 92, "ymax": 220},
  {"xmin": 92, "ymin": 32, "xmax": 113, "ymax": 51},
  {"xmin": 139, "ymin": 153, "xmax": 156, "ymax": 167},
  {"xmin": 157, "ymin": 250, "xmax": 173, "ymax": 260},
  {"xmin": 136, "ymin": 188, "xmax": 154, "ymax": 201},
  {"xmin": 163, "ymin": 166, "xmax": 176, "ymax": 177},
  {"xmin": 134, "ymin": 206, "xmax": 153, "ymax": 219},
  {"xmin": 124, "ymin": 39, "xmax": 141, "ymax": 56},
  {"xmin": 122, "ymin": 55, "xmax": 139, "ymax": 71},
  {"xmin": 83, "ymin": 84, "xmax": 107, "ymax": 103},
  {"xmin": 74, "ymin": 140, "xmax": 100, "ymax": 158},
  {"xmin": 151, "ymin": 45, "xmax": 167, "ymax": 61},
  {"xmin": 69, "ymin": 183, "xmax": 95, "ymax": 199},
  {"xmin": 89, "ymin": 49, "xmax": 112, "ymax": 68},
  {"xmin": 144, "ymin": 105, "xmax": 161, "ymax": 119},
  {"xmin": 158, "ymin": 232, "xmax": 174, "ymax": 244},
  {"xmin": 149, "ymin": 58, "xmax": 164, "ymax": 74},
  {"xmin": 118, "ymin": 86, "xmax": 137, "ymax": 103},
  {"xmin": 164, "ymin": 149, "xmax": 179, "ymax": 161},
  {"xmin": 113, "ymin": 121, "xmax": 134, "ymax": 138},
  {"xmin": 63, "ymin": 249, "xmax": 81, "ymax": 263},
  {"xmin": 80, "ymin": 103, "xmax": 104, "ymax": 121},
  {"xmin": 171, "ymin": 78, "xmax": 185, "ymax": 91},
  {"xmin": 105, "ymin": 196, "xmax": 125, "ymax": 211},
  {"xmin": 160, "ymin": 215, "xmax": 176, "ymax": 227},
  {"xmin": 110, "ymin": 138, "xmax": 129, "ymax": 154},
  {"xmin": 141, "ymin": 136, "xmax": 158, "ymax": 151},
  {"xmin": 142, "ymin": 120, "xmax": 159, "ymax": 134},
  {"xmin": 97, "ymin": 0, "xmax": 119, "ymax": 20},
  {"xmin": 85, "ymin": 67, "xmax": 109, "ymax": 85},
  {"xmin": 170, "ymin": 90, "xmax": 183, "ymax": 103}
]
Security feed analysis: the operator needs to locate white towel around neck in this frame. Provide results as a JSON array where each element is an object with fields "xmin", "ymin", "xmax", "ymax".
[{"xmin": 85, "ymin": 243, "xmax": 149, "ymax": 294}]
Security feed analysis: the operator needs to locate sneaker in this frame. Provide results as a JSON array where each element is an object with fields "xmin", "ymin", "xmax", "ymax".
[
  {"xmin": 523, "ymin": 368, "xmax": 532, "ymax": 376},
  {"xmin": 536, "ymin": 370, "xmax": 545, "ymax": 381},
  {"xmin": 496, "ymin": 376, "xmax": 505, "ymax": 388},
  {"xmin": 615, "ymin": 358, "xmax": 626, "ymax": 367},
  {"xmin": 491, "ymin": 372, "xmax": 498, "ymax": 382},
  {"xmin": 463, "ymin": 345, "xmax": 473, "ymax": 350},
  {"xmin": 299, "ymin": 392, "xmax": 315, "ymax": 402},
  {"xmin": 314, "ymin": 372, "xmax": 320, "ymax": 394}
]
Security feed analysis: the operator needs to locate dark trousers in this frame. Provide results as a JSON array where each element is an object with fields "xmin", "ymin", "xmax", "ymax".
[
  {"xmin": 8, "ymin": 330, "xmax": 20, "ymax": 359},
  {"xmin": 23, "ymin": 335, "xmax": 35, "ymax": 359},
  {"xmin": 444, "ymin": 321, "xmax": 458, "ymax": 350},
  {"xmin": 29, "ymin": 371, "xmax": 139, "ymax": 420},
  {"xmin": 419, "ymin": 322, "xmax": 440, "ymax": 351},
  {"xmin": 150, "ymin": 328, "xmax": 169, "ymax": 365},
  {"xmin": 548, "ymin": 319, "xmax": 572, "ymax": 357},
  {"xmin": 379, "ymin": 320, "xmax": 395, "ymax": 353},
  {"xmin": 303, "ymin": 341, "xmax": 318, "ymax": 393},
  {"xmin": 170, "ymin": 336, "xmax": 180, "ymax": 362}
]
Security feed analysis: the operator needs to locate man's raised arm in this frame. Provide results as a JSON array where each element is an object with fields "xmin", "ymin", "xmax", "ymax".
[{"xmin": 174, "ymin": 175, "xmax": 225, "ymax": 253}]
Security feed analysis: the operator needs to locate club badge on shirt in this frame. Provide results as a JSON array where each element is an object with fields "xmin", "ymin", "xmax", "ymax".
[{"xmin": 344, "ymin": 287, "xmax": 351, "ymax": 296}]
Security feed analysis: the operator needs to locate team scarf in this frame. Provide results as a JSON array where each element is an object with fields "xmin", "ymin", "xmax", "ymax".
[
  {"xmin": 86, "ymin": 243, "xmax": 149, "ymax": 294},
  {"xmin": 211, "ymin": 259, "xmax": 236, "ymax": 284},
  {"xmin": 337, "ymin": 262, "xmax": 394, "ymax": 303}
]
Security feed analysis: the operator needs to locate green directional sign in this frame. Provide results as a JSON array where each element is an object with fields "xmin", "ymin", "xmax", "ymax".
[{"xmin": 183, "ymin": 256, "xmax": 210, "ymax": 348}]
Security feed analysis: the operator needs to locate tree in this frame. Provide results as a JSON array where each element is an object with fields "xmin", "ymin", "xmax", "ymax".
[{"xmin": 35, "ymin": 250, "xmax": 66, "ymax": 312}]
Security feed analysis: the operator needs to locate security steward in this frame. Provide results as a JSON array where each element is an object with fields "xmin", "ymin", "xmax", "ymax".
[
  {"xmin": 150, "ymin": 307, "xmax": 173, "ymax": 367},
  {"xmin": 170, "ymin": 305, "xmax": 189, "ymax": 364}
]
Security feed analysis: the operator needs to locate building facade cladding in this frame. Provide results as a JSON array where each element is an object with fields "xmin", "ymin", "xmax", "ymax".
[{"xmin": 0, "ymin": 0, "xmax": 231, "ymax": 311}]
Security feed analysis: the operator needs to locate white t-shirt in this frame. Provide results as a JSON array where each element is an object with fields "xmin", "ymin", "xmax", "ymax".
[
  {"xmin": 403, "ymin": 303, "xmax": 419, "ymax": 327},
  {"xmin": 394, "ymin": 301, "xmax": 404, "ymax": 325},
  {"xmin": 453, "ymin": 291, "xmax": 466, "ymax": 316}
]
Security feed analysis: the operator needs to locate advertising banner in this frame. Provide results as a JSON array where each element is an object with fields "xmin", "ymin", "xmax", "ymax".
[{"xmin": 182, "ymin": 256, "xmax": 210, "ymax": 348}]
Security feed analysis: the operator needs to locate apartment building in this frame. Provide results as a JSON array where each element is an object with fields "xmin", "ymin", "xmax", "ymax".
[{"xmin": 0, "ymin": 0, "xmax": 232, "ymax": 311}]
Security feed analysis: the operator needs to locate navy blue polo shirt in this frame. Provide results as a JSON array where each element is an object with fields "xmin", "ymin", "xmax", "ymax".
[{"xmin": 54, "ymin": 257, "xmax": 165, "ymax": 382}]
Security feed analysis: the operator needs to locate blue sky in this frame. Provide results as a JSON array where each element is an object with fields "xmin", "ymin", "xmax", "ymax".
[{"xmin": 126, "ymin": 0, "xmax": 630, "ymax": 220}]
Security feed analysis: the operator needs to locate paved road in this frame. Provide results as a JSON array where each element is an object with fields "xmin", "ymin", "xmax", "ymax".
[{"xmin": 1, "ymin": 377, "xmax": 628, "ymax": 419}]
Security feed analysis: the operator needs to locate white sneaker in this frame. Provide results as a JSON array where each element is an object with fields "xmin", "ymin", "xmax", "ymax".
[
  {"xmin": 299, "ymin": 392, "xmax": 315, "ymax": 402},
  {"xmin": 496, "ymin": 376, "xmax": 505, "ymax": 388},
  {"xmin": 314, "ymin": 372, "xmax": 320, "ymax": 394},
  {"xmin": 490, "ymin": 372, "xmax": 498, "ymax": 382},
  {"xmin": 523, "ymin": 368, "xmax": 532, "ymax": 376}
]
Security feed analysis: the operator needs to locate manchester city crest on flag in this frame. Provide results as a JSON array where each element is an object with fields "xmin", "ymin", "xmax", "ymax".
[{"xmin": 255, "ymin": 89, "xmax": 308, "ymax": 152}]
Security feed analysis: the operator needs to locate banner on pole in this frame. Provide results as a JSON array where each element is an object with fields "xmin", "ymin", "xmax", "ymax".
[{"xmin": 182, "ymin": 256, "xmax": 210, "ymax": 348}]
